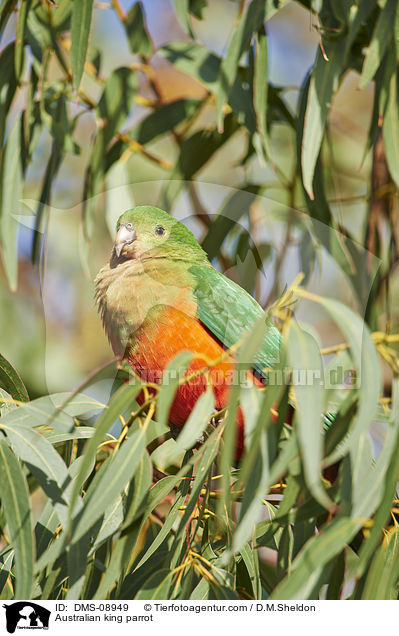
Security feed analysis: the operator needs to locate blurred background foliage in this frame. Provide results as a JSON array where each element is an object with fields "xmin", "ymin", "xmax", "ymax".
[{"xmin": 0, "ymin": 0, "xmax": 399, "ymax": 600}]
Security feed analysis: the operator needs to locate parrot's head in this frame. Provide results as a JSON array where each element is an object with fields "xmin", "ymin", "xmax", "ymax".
[{"xmin": 112, "ymin": 206, "xmax": 208, "ymax": 264}]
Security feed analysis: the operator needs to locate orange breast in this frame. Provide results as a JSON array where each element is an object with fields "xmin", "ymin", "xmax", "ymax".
[
  {"xmin": 126, "ymin": 305, "xmax": 265, "ymax": 461},
  {"xmin": 127, "ymin": 305, "xmax": 234, "ymax": 423}
]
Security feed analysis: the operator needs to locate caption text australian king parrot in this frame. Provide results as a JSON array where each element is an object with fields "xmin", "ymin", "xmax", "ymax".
[{"xmin": 95, "ymin": 206, "xmax": 282, "ymax": 460}]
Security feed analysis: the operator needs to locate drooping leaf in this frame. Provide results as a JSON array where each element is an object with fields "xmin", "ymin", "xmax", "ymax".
[
  {"xmin": 68, "ymin": 382, "xmax": 142, "ymax": 525},
  {"xmin": 0, "ymin": 353, "xmax": 29, "ymax": 402},
  {"xmin": 0, "ymin": 440, "xmax": 34, "ymax": 599},
  {"xmin": 162, "ymin": 113, "xmax": 239, "ymax": 206},
  {"xmin": 271, "ymin": 518, "xmax": 360, "ymax": 599},
  {"xmin": 0, "ymin": 43, "xmax": 17, "ymax": 150},
  {"xmin": 0, "ymin": 546, "xmax": 14, "ymax": 595},
  {"xmin": 0, "ymin": 0, "xmax": 17, "ymax": 36},
  {"xmin": 216, "ymin": 0, "xmax": 266, "ymax": 130},
  {"xmin": 362, "ymin": 527, "xmax": 399, "ymax": 599},
  {"xmin": 301, "ymin": 44, "xmax": 346, "ymax": 199},
  {"xmin": 2, "ymin": 423, "xmax": 72, "ymax": 527},
  {"xmin": 301, "ymin": 0, "xmax": 376, "ymax": 197},
  {"xmin": 318, "ymin": 298, "xmax": 381, "ymax": 464},
  {"xmin": 71, "ymin": 0, "xmax": 94, "ymax": 91},
  {"xmin": 125, "ymin": 2, "xmax": 152, "ymax": 57},
  {"xmin": 71, "ymin": 425, "xmax": 147, "ymax": 542},
  {"xmin": 359, "ymin": 0, "xmax": 397, "ymax": 89},
  {"xmin": 84, "ymin": 67, "xmax": 137, "ymax": 239},
  {"xmin": 0, "ymin": 116, "xmax": 23, "ymax": 291},
  {"xmin": 167, "ymin": 389, "xmax": 214, "ymax": 462},
  {"xmin": 105, "ymin": 98, "xmax": 201, "ymax": 171},
  {"xmin": 288, "ymin": 321, "xmax": 333, "ymax": 511},
  {"xmin": 15, "ymin": 0, "xmax": 30, "ymax": 80},
  {"xmin": 253, "ymin": 25, "xmax": 268, "ymax": 153},
  {"xmin": 156, "ymin": 351, "xmax": 193, "ymax": 430},
  {"xmin": 134, "ymin": 568, "xmax": 172, "ymax": 600},
  {"xmin": 383, "ymin": 71, "xmax": 399, "ymax": 189}
]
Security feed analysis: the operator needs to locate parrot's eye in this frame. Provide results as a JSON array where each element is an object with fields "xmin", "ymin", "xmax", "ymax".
[
  {"xmin": 155, "ymin": 225, "xmax": 165, "ymax": 236},
  {"xmin": 125, "ymin": 222, "xmax": 133, "ymax": 230}
]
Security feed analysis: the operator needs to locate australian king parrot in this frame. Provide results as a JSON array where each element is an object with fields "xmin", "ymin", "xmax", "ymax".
[{"xmin": 95, "ymin": 206, "xmax": 282, "ymax": 460}]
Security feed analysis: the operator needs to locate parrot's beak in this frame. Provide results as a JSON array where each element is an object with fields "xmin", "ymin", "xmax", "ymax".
[{"xmin": 114, "ymin": 224, "xmax": 136, "ymax": 258}]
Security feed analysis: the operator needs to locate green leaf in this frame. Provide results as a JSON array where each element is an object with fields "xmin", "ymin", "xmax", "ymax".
[
  {"xmin": 319, "ymin": 298, "xmax": 381, "ymax": 464},
  {"xmin": 0, "ymin": 42, "xmax": 17, "ymax": 150},
  {"xmin": 156, "ymin": 351, "xmax": 193, "ymax": 430},
  {"xmin": 173, "ymin": 0, "xmax": 194, "ymax": 37},
  {"xmin": 0, "ymin": 546, "xmax": 14, "ymax": 595},
  {"xmin": 105, "ymin": 98, "xmax": 201, "ymax": 170},
  {"xmin": 66, "ymin": 526, "xmax": 92, "ymax": 599},
  {"xmin": 362, "ymin": 527, "xmax": 399, "ymax": 599},
  {"xmin": 93, "ymin": 519, "xmax": 141, "ymax": 599},
  {"xmin": 125, "ymin": 2, "xmax": 152, "ymax": 57},
  {"xmin": 71, "ymin": 0, "xmax": 94, "ymax": 91},
  {"xmin": 0, "ymin": 391, "xmax": 103, "ymax": 432},
  {"xmin": 216, "ymin": 0, "xmax": 266, "ymax": 130},
  {"xmin": 93, "ymin": 453, "xmax": 152, "ymax": 599},
  {"xmin": 383, "ymin": 71, "xmax": 399, "ymax": 189},
  {"xmin": 201, "ymin": 186, "xmax": 261, "ymax": 260},
  {"xmin": 2, "ymin": 423, "xmax": 72, "ymax": 527},
  {"xmin": 0, "ymin": 440, "xmax": 34, "ymax": 599},
  {"xmin": 271, "ymin": 518, "xmax": 360, "ymax": 599},
  {"xmin": 84, "ymin": 67, "xmax": 137, "ymax": 239},
  {"xmin": 230, "ymin": 353, "xmax": 287, "ymax": 556},
  {"xmin": 134, "ymin": 568, "xmax": 172, "ymax": 599},
  {"xmin": 15, "ymin": 0, "xmax": 30, "ymax": 80},
  {"xmin": 35, "ymin": 500, "xmax": 60, "ymax": 560},
  {"xmin": 97, "ymin": 67, "xmax": 138, "ymax": 148},
  {"xmin": 287, "ymin": 321, "xmax": 333, "ymax": 511},
  {"xmin": 253, "ymin": 25, "xmax": 268, "ymax": 151},
  {"xmin": 168, "ymin": 389, "xmax": 214, "ymax": 461},
  {"xmin": 0, "ymin": 116, "xmax": 23, "ymax": 291},
  {"xmin": 133, "ymin": 477, "xmax": 189, "ymax": 572},
  {"xmin": 301, "ymin": 0, "xmax": 376, "ymax": 197},
  {"xmin": 0, "ymin": 0, "xmax": 17, "ymax": 36},
  {"xmin": 301, "ymin": 43, "xmax": 346, "ymax": 198},
  {"xmin": 173, "ymin": 0, "xmax": 207, "ymax": 37},
  {"xmin": 159, "ymin": 41, "xmax": 219, "ymax": 92},
  {"xmin": 0, "ymin": 353, "xmax": 29, "ymax": 402},
  {"xmin": 162, "ymin": 113, "xmax": 239, "ymax": 206},
  {"xmin": 239, "ymin": 542, "xmax": 260, "ymax": 599},
  {"xmin": 359, "ymin": 0, "xmax": 397, "ymax": 89},
  {"xmin": 71, "ymin": 425, "xmax": 147, "ymax": 542},
  {"xmin": 68, "ymin": 382, "xmax": 142, "ymax": 525},
  {"xmin": 353, "ymin": 378, "xmax": 399, "ymax": 577}
]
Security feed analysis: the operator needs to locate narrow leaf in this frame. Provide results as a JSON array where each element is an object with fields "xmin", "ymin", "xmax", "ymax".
[
  {"xmin": 125, "ymin": 2, "xmax": 152, "ymax": 57},
  {"xmin": 0, "ymin": 117, "xmax": 22, "ymax": 290},
  {"xmin": 0, "ymin": 353, "xmax": 29, "ymax": 402},
  {"xmin": 216, "ymin": 0, "xmax": 266, "ymax": 130},
  {"xmin": 383, "ymin": 71, "xmax": 399, "ymax": 189},
  {"xmin": 71, "ymin": 426, "xmax": 147, "ymax": 541},
  {"xmin": 288, "ymin": 321, "xmax": 333, "ymax": 511},
  {"xmin": 0, "ymin": 440, "xmax": 34, "ymax": 599},
  {"xmin": 71, "ymin": 0, "xmax": 94, "ymax": 91},
  {"xmin": 359, "ymin": 0, "xmax": 397, "ymax": 89},
  {"xmin": 15, "ymin": 0, "xmax": 30, "ymax": 80}
]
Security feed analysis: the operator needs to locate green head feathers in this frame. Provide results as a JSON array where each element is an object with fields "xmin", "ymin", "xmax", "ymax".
[{"xmin": 114, "ymin": 206, "xmax": 208, "ymax": 263}]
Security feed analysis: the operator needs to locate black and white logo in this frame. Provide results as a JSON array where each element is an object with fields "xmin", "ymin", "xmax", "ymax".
[{"xmin": 3, "ymin": 603, "xmax": 50, "ymax": 634}]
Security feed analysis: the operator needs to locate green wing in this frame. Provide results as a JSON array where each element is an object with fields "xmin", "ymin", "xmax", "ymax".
[{"xmin": 189, "ymin": 264, "xmax": 282, "ymax": 379}]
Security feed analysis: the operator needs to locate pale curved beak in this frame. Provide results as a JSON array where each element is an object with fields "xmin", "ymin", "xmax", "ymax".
[{"xmin": 114, "ymin": 224, "xmax": 136, "ymax": 258}]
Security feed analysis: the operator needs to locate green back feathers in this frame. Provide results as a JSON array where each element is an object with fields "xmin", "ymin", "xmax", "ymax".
[{"xmin": 190, "ymin": 264, "xmax": 282, "ymax": 379}]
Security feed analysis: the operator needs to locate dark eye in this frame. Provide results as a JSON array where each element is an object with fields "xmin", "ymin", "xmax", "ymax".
[
  {"xmin": 125, "ymin": 222, "xmax": 133, "ymax": 230},
  {"xmin": 155, "ymin": 225, "xmax": 165, "ymax": 236}
]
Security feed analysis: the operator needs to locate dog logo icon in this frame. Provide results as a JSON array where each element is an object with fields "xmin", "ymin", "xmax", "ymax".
[{"xmin": 3, "ymin": 603, "xmax": 50, "ymax": 633}]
